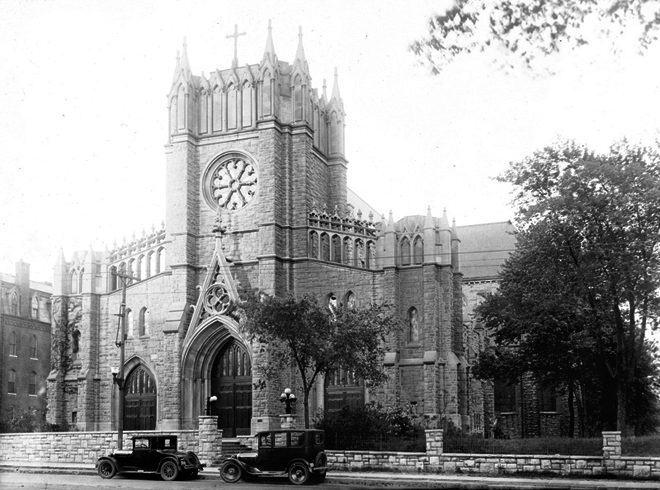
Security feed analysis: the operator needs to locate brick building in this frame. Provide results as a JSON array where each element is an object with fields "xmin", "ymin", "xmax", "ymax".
[
  {"xmin": 46, "ymin": 25, "xmax": 561, "ymax": 437},
  {"xmin": 1, "ymin": 261, "xmax": 52, "ymax": 428}
]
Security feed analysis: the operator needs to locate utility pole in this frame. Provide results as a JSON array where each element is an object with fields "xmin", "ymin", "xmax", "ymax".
[{"xmin": 112, "ymin": 271, "xmax": 136, "ymax": 450}]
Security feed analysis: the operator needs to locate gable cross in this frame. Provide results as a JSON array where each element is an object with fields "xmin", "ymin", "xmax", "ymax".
[{"xmin": 226, "ymin": 24, "xmax": 246, "ymax": 67}]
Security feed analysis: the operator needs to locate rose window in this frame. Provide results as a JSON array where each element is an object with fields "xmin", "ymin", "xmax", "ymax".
[{"xmin": 208, "ymin": 157, "xmax": 258, "ymax": 211}]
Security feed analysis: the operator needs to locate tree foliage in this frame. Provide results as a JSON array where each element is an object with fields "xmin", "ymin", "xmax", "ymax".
[
  {"xmin": 240, "ymin": 292, "xmax": 400, "ymax": 428},
  {"xmin": 473, "ymin": 139, "xmax": 660, "ymax": 435},
  {"xmin": 411, "ymin": 0, "xmax": 660, "ymax": 73}
]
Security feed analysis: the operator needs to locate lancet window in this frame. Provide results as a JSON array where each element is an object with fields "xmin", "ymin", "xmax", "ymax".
[{"xmin": 413, "ymin": 236, "xmax": 424, "ymax": 265}]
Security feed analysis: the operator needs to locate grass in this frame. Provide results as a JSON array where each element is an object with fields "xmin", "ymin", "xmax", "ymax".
[{"xmin": 621, "ymin": 435, "xmax": 660, "ymax": 456}]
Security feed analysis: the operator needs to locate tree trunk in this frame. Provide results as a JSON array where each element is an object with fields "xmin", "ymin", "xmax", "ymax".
[{"xmin": 568, "ymin": 381, "xmax": 575, "ymax": 438}]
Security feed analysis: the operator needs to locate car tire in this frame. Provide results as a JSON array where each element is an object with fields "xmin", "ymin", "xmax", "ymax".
[
  {"xmin": 160, "ymin": 460, "xmax": 179, "ymax": 481},
  {"xmin": 97, "ymin": 460, "xmax": 116, "ymax": 479},
  {"xmin": 288, "ymin": 462, "xmax": 310, "ymax": 485},
  {"xmin": 220, "ymin": 461, "xmax": 243, "ymax": 483}
]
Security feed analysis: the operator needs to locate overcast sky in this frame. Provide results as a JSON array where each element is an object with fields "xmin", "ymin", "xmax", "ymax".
[{"xmin": 1, "ymin": 0, "xmax": 659, "ymax": 282}]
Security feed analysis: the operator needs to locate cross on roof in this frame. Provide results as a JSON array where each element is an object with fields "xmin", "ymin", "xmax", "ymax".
[{"xmin": 226, "ymin": 24, "xmax": 246, "ymax": 67}]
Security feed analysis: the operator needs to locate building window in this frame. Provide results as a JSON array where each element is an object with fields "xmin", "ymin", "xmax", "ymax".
[
  {"xmin": 71, "ymin": 270, "xmax": 78, "ymax": 294},
  {"xmin": 540, "ymin": 386, "xmax": 557, "ymax": 412},
  {"xmin": 139, "ymin": 307, "xmax": 149, "ymax": 336},
  {"xmin": 494, "ymin": 380, "xmax": 518, "ymax": 413},
  {"xmin": 10, "ymin": 292, "xmax": 18, "ymax": 315},
  {"xmin": 408, "ymin": 307, "xmax": 420, "ymax": 343},
  {"xmin": 8, "ymin": 370, "xmax": 17, "ymax": 394},
  {"xmin": 31, "ymin": 296, "xmax": 39, "ymax": 320},
  {"xmin": 29, "ymin": 372, "xmax": 37, "ymax": 395},
  {"xmin": 126, "ymin": 309, "xmax": 134, "ymax": 337},
  {"xmin": 413, "ymin": 236, "xmax": 424, "ymax": 265},
  {"xmin": 72, "ymin": 412, "xmax": 77, "ymax": 425},
  {"xmin": 400, "ymin": 238, "xmax": 411, "ymax": 266},
  {"xmin": 30, "ymin": 335, "xmax": 37, "ymax": 359},
  {"xmin": 9, "ymin": 331, "xmax": 17, "ymax": 356},
  {"xmin": 109, "ymin": 266, "xmax": 118, "ymax": 291}
]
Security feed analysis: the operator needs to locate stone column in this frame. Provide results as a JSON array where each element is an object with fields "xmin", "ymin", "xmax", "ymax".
[
  {"xmin": 198, "ymin": 416, "xmax": 222, "ymax": 466},
  {"xmin": 602, "ymin": 431, "xmax": 621, "ymax": 459},
  {"xmin": 425, "ymin": 429, "xmax": 444, "ymax": 458}
]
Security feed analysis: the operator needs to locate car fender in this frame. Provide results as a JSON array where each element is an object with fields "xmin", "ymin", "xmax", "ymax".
[
  {"xmin": 221, "ymin": 457, "xmax": 257, "ymax": 475},
  {"xmin": 156, "ymin": 456, "xmax": 181, "ymax": 473},
  {"xmin": 97, "ymin": 456, "xmax": 124, "ymax": 473},
  {"xmin": 286, "ymin": 458, "xmax": 312, "ymax": 473}
]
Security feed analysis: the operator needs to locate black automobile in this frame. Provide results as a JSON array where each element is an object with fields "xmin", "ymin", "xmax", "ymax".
[
  {"xmin": 220, "ymin": 429, "xmax": 328, "ymax": 485},
  {"xmin": 96, "ymin": 435, "xmax": 205, "ymax": 481}
]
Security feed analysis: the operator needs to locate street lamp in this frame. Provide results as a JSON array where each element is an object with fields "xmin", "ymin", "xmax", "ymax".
[
  {"xmin": 280, "ymin": 388, "xmax": 297, "ymax": 414},
  {"xmin": 206, "ymin": 395, "xmax": 218, "ymax": 416}
]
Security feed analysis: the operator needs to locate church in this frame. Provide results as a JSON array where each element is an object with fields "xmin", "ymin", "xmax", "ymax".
[{"xmin": 46, "ymin": 23, "xmax": 519, "ymax": 438}]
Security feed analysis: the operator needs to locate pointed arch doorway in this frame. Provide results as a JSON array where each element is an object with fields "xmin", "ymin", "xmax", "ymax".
[
  {"xmin": 211, "ymin": 339, "xmax": 252, "ymax": 436},
  {"xmin": 124, "ymin": 366, "xmax": 157, "ymax": 430}
]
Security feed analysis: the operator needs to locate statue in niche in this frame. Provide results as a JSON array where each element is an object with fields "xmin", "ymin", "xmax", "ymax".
[
  {"xmin": 72, "ymin": 329, "xmax": 81, "ymax": 362},
  {"xmin": 346, "ymin": 293, "xmax": 356, "ymax": 310},
  {"xmin": 409, "ymin": 308, "xmax": 420, "ymax": 343}
]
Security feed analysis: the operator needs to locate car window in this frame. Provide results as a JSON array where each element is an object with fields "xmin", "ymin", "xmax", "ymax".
[
  {"xmin": 290, "ymin": 431, "xmax": 305, "ymax": 447},
  {"xmin": 274, "ymin": 432, "xmax": 287, "ymax": 448},
  {"xmin": 259, "ymin": 433, "xmax": 271, "ymax": 448},
  {"xmin": 162, "ymin": 438, "xmax": 174, "ymax": 449},
  {"xmin": 134, "ymin": 438, "xmax": 150, "ymax": 449},
  {"xmin": 315, "ymin": 433, "xmax": 324, "ymax": 445}
]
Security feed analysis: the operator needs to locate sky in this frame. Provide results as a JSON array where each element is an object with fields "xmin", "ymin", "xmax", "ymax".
[{"xmin": 1, "ymin": 0, "xmax": 659, "ymax": 282}]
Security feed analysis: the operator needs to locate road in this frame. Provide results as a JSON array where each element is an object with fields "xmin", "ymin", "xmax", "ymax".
[{"xmin": 0, "ymin": 473, "xmax": 388, "ymax": 490}]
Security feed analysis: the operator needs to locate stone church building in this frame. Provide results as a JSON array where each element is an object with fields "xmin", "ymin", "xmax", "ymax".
[{"xmin": 46, "ymin": 25, "xmax": 527, "ymax": 437}]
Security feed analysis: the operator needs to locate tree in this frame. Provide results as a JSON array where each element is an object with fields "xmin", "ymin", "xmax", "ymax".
[
  {"xmin": 240, "ymin": 292, "xmax": 400, "ymax": 428},
  {"xmin": 474, "ymin": 139, "xmax": 660, "ymax": 435},
  {"xmin": 411, "ymin": 0, "xmax": 660, "ymax": 73}
]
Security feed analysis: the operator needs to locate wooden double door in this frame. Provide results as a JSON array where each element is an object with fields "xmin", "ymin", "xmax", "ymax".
[
  {"xmin": 124, "ymin": 366, "xmax": 156, "ymax": 430},
  {"xmin": 211, "ymin": 340, "xmax": 252, "ymax": 437}
]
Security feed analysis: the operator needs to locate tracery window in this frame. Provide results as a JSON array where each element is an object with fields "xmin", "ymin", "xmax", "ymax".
[
  {"xmin": 309, "ymin": 231, "xmax": 319, "ymax": 258},
  {"xmin": 400, "ymin": 238, "xmax": 411, "ymax": 266},
  {"xmin": 242, "ymin": 81, "xmax": 252, "ymax": 127},
  {"xmin": 212, "ymin": 87, "xmax": 223, "ymax": 131},
  {"xmin": 71, "ymin": 270, "xmax": 78, "ymax": 294},
  {"xmin": 227, "ymin": 83, "xmax": 237, "ymax": 129},
  {"xmin": 413, "ymin": 237, "xmax": 424, "ymax": 265},
  {"xmin": 10, "ymin": 292, "xmax": 18, "ymax": 315},
  {"xmin": 293, "ymin": 75, "xmax": 303, "ymax": 121},
  {"xmin": 139, "ymin": 307, "xmax": 149, "ymax": 337},
  {"xmin": 31, "ymin": 296, "xmax": 39, "ymax": 320}
]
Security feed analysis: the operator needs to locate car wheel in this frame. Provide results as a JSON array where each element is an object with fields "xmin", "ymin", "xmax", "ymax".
[
  {"xmin": 97, "ymin": 460, "xmax": 116, "ymax": 479},
  {"xmin": 160, "ymin": 460, "xmax": 179, "ymax": 481},
  {"xmin": 288, "ymin": 462, "xmax": 309, "ymax": 485},
  {"xmin": 220, "ymin": 461, "xmax": 242, "ymax": 483}
]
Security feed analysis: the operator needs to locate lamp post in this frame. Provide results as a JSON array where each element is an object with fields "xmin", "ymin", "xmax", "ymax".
[
  {"xmin": 205, "ymin": 395, "xmax": 217, "ymax": 416},
  {"xmin": 280, "ymin": 388, "xmax": 297, "ymax": 414}
]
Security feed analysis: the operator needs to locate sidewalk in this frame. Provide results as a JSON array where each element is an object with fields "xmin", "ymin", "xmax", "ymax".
[{"xmin": 1, "ymin": 460, "xmax": 659, "ymax": 489}]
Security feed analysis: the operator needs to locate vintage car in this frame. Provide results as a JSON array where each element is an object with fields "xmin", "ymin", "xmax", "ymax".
[
  {"xmin": 220, "ymin": 429, "xmax": 328, "ymax": 485},
  {"xmin": 96, "ymin": 435, "xmax": 205, "ymax": 481}
]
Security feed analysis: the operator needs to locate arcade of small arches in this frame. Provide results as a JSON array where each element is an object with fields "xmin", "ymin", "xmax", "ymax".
[
  {"xmin": 170, "ymin": 69, "xmax": 344, "ymax": 159},
  {"xmin": 309, "ymin": 231, "xmax": 378, "ymax": 270},
  {"xmin": 108, "ymin": 247, "xmax": 166, "ymax": 291}
]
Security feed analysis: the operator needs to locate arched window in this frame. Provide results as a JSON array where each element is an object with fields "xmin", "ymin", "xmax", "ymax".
[
  {"xmin": 128, "ymin": 259, "xmax": 135, "ymax": 283},
  {"xmin": 177, "ymin": 84, "xmax": 186, "ymax": 130},
  {"xmin": 79, "ymin": 267, "xmax": 84, "ymax": 292},
  {"xmin": 8, "ymin": 370, "xmax": 17, "ymax": 394},
  {"xmin": 408, "ymin": 307, "xmax": 420, "ymax": 343},
  {"xmin": 9, "ymin": 332, "xmax": 17, "ymax": 356},
  {"xmin": 321, "ymin": 233, "xmax": 330, "ymax": 261},
  {"xmin": 309, "ymin": 232, "xmax": 319, "ymax": 259},
  {"xmin": 9, "ymin": 292, "xmax": 18, "ymax": 315},
  {"xmin": 29, "ymin": 372, "xmax": 37, "ymax": 395},
  {"xmin": 109, "ymin": 266, "xmax": 118, "ymax": 291},
  {"xmin": 313, "ymin": 105, "xmax": 320, "ymax": 147},
  {"xmin": 157, "ymin": 247, "xmax": 166, "ymax": 274},
  {"xmin": 330, "ymin": 112, "xmax": 339, "ymax": 154},
  {"xmin": 148, "ymin": 251, "xmax": 155, "ymax": 278},
  {"xmin": 139, "ymin": 307, "xmax": 149, "ymax": 336},
  {"xmin": 327, "ymin": 293, "xmax": 338, "ymax": 312},
  {"xmin": 332, "ymin": 235, "xmax": 342, "ymax": 263},
  {"xmin": 413, "ymin": 237, "xmax": 424, "ymax": 265},
  {"xmin": 126, "ymin": 309, "xmax": 134, "ymax": 338},
  {"xmin": 227, "ymin": 83, "xmax": 237, "ymax": 129},
  {"xmin": 494, "ymin": 381, "xmax": 518, "ymax": 413},
  {"xmin": 139, "ymin": 255, "xmax": 147, "ymax": 280},
  {"xmin": 242, "ymin": 81, "xmax": 252, "ymax": 127},
  {"xmin": 30, "ymin": 335, "xmax": 37, "ymax": 359},
  {"xmin": 71, "ymin": 270, "xmax": 78, "ymax": 294},
  {"xmin": 293, "ymin": 75, "xmax": 303, "ymax": 121},
  {"xmin": 31, "ymin": 296, "xmax": 39, "ymax": 320},
  {"xmin": 212, "ymin": 86, "xmax": 223, "ymax": 131},
  {"xmin": 400, "ymin": 238, "xmax": 411, "ymax": 266},
  {"xmin": 343, "ymin": 237, "xmax": 352, "ymax": 266},
  {"xmin": 355, "ymin": 239, "xmax": 365, "ymax": 268},
  {"xmin": 259, "ymin": 72, "xmax": 272, "ymax": 118},
  {"xmin": 169, "ymin": 96, "xmax": 177, "ymax": 134}
]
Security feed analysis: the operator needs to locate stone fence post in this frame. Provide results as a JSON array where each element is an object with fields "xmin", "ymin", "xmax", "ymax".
[
  {"xmin": 425, "ymin": 429, "xmax": 444, "ymax": 457},
  {"xmin": 602, "ymin": 431, "xmax": 621, "ymax": 459},
  {"xmin": 198, "ymin": 416, "xmax": 222, "ymax": 466}
]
